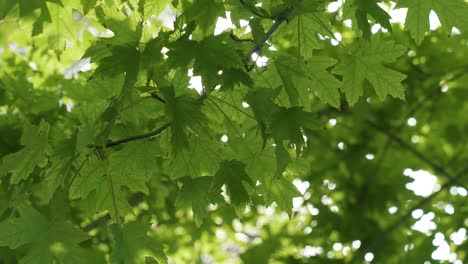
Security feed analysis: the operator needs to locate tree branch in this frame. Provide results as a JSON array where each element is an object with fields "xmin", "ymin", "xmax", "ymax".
[
  {"xmin": 243, "ymin": 7, "xmax": 294, "ymax": 71},
  {"xmin": 354, "ymin": 120, "xmax": 468, "ymax": 257},
  {"xmin": 104, "ymin": 122, "xmax": 171, "ymax": 148}
]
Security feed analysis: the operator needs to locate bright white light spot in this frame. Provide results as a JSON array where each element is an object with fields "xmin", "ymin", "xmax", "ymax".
[
  {"xmin": 214, "ymin": 12, "xmax": 234, "ymax": 35},
  {"xmin": 327, "ymin": 1, "xmax": 343, "ymax": 13},
  {"xmin": 303, "ymin": 246, "xmax": 323, "ymax": 257},
  {"xmin": 214, "ymin": 84, "xmax": 221, "ymax": 90},
  {"xmin": 411, "ymin": 209, "xmax": 424, "ymax": 219},
  {"xmin": 388, "ymin": 206, "xmax": 398, "ymax": 214},
  {"xmin": 242, "ymin": 102, "xmax": 250, "ymax": 108},
  {"xmin": 412, "ymin": 212, "xmax": 437, "ymax": 234},
  {"xmin": 451, "ymin": 27, "xmax": 461, "ymax": 35},
  {"xmin": 450, "ymin": 228, "xmax": 466, "ymax": 245},
  {"xmin": 327, "ymin": 251, "xmax": 334, "ymax": 258},
  {"xmin": 365, "ymin": 153, "xmax": 374, "ymax": 160},
  {"xmin": 251, "ymin": 52, "xmax": 269, "ymax": 67},
  {"xmin": 343, "ymin": 246, "xmax": 351, "ymax": 256},
  {"xmin": 29, "ymin": 61, "xmax": 38, "ymax": 71},
  {"xmin": 331, "ymin": 33, "xmax": 342, "ymax": 46},
  {"xmin": 343, "ymin": 19, "xmax": 352, "ymax": 28},
  {"xmin": 352, "ymin": 240, "xmax": 361, "ymax": 249},
  {"xmin": 441, "ymin": 85, "xmax": 448, "ymax": 92},
  {"xmin": 333, "ymin": 242, "xmax": 343, "ymax": 251},
  {"xmin": 330, "ymin": 205, "xmax": 339, "ymax": 213},
  {"xmin": 221, "ymin": 135, "xmax": 229, "ymax": 142},
  {"xmin": 188, "ymin": 68, "xmax": 194, "ymax": 76},
  {"xmin": 293, "ymin": 197, "xmax": 304, "ymax": 211},
  {"xmin": 403, "ymin": 168, "xmax": 412, "ymax": 176},
  {"xmin": 405, "ymin": 170, "xmax": 438, "ymax": 197},
  {"xmin": 404, "ymin": 243, "xmax": 414, "ymax": 251},
  {"xmin": 457, "ymin": 187, "xmax": 467, "ymax": 196},
  {"xmin": 307, "ymin": 205, "xmax": 319, "ymax": 216},
  {"xmin": 429, "ymin": 11, "xmax": 441, "ymax": 30},
  {"xmin": 337, "ymin": 142, "xmax": 344, "ymax": 150},
  {"xmin": 321, "ymin": 195, "xmax": 333, "ymax": 206},
  {"xmin": 364, "ymin": 252, "xmax": 374, "ymax": 262},
  {"xmin": 324, "ymin": 180, "xmax": 336, "ymax": 190},
  {"xmin": 411, "ymin": 135, "xmax": 420, "ymax": 143},
  {"xmin": 63, "ymin": 58, "xmax": 92, "ymax": 79},
  {"xmin": 371, "ymin": 24, "xmax": 382, "ymax": 34},
  {"xmin": 293, "ymin": 179, "xmax": 310, "ymax": 195},
  {"xmin": 407, "ymin": 117, "xmax": 417, "ymax": 126},
  {"xmin": 389, "ymin": 2, "xmax": 407, "ymax": 24},
  {"xmin": 157, "ymin": 5, "xmax": 176, "ymax": 29},
  {"xmin": 444, "ymin": 204, "xmax": 454, "ymax": 215},
  {"xmin": 328, "ymin": 118, "xmax": 337, "ymax": 127},
  {"xmin": 189, "ymin": 76, "xmax": 203, "ymax": 94},
  {"xmin": 304, "ymin": 226, "xmax": 312, "ymax": 234},
  {"xmin": 218, "ymin": 70, "xmax": 223, "ymax": 75}
]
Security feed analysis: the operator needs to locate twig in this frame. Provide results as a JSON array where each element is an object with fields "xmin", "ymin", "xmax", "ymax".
[
  {"xmin": 243, "ymin": 7, "xmax": 294, "ymax": 71},
  {"xmin": 104, "ymin": 122, "xmax": 171, "ymax": 148}
]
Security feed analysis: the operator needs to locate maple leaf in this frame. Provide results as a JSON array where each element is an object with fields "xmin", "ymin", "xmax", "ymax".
[
  {"xmin": 0, "ymin": 204, "xmax": 89, "ymax": 262},
  {"xmin": 1, "ymin": 121, "xmax": 50, "ymax": 184},
  {"xmin": 275, "ymin": 53, "xmax": 341, "ymax": 107},
  {"xmin": 333, "ymin": 36, "xmax": 407, "ymax": 105},
  {"xmin": 162, "ymin": 87, "xmax": 207, "ymax": 152},
  {"xmin": 214, "ymin": 160, "xmax": 254, "ymax": 212},
  {"xmin": 69, "ymin": 144, "xmax": 156, "ymax": 218},
  {"xmin": 273, "ymin": 13, "xmax": 333, "ymax": 59},
  {"xmin": 184, "ymin": 0, "xmax": 225, "ymax": 35},
  {"xmin": 109, "ymin": 222, "xmax": 167, "ymax": 264},
  {"xmin": 176, "ymin": 176, "xmax": 221, "ymax": 226},
  {"xmin": 397, "ymin": 0, "xmax": 468, "ymax": 45}
]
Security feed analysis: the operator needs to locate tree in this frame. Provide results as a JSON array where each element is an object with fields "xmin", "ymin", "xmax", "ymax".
[{"xmin": 0, "ymin": 0, "xmax": 467, "ymax": 263}]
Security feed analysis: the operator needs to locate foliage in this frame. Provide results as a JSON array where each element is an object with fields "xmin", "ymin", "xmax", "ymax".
[{"xmin": 0, "ymin": 0, "xmax": 467, "ymax": 263}]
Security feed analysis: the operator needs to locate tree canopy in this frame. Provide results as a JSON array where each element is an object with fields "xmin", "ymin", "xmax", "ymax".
[{"xmin": 0, "ymin": 0, "xmax": 467, "ymax": 263}]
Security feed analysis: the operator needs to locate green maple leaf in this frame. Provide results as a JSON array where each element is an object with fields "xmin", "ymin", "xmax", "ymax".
[
  {"xmin": 344, "ymin": 0, "xmax": 392, "ymax": 39},
  {"xmin": 333, "ymin": 36, "xmax": 407, "ymax": 105},
  {"xmin": 397, "ymin": 0, "xmax": 468, "ymax": 45},
  {"xmin": 263, "ymin": 177, "xmax": 300, "ymax": 215},
  {"xmin": 176, "ymin": 176, "xmax": 220, "ymax": 225},
  {"xmin": 1, "ymin": 121, "xmax": 50, "ymax": 184},
  {"xmin": 0, "ymin": 205, "xmax": 89, "ymax": 263},
  {"xmin": 275, "ymin": 53, "xmax": 341, "ymax": 107},
  {"xmin": 162, "ymin": 88, "xmax": 207, "ymax": 152},
  {"xmin": 184, "ymin": 0, "xmax": 225, "ymax": 35},
  {"xmin": 69, "ymin": 146, "xmax": 155, "ymax": 218},
  {"xmin": 109, "ymin": 222, "xmax": 167, "ymax": 264},
  {"xmin": 270, "ymin": 106, "xmax": 321, "ymax": 146},
  {"xmin": 167, "ymin": 34, "xmax": 246, "ymax": 88},
  {"xmin": 273, "ymin": 13, "xmax": 333, "ymax": 59},
  {"xmin": 214, "ymin": 160, "xmax": 254, "ymax": 211},
  {"xmin": 95, "ymin": 5, "xmax": 143, "ymax": 46}
]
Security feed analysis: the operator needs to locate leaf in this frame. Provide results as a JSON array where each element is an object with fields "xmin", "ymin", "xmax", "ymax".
[
  {"xmin": 273, "ymin": 13, "xmax": 333, "ymax": 59},
  {"xmin": 184, "ymin": 0, "xmax": 225, "ymax": 34},
  {"xmin": 264, "ymin": 177, "xmax": 300, "ymax": 214},
  {"xmin": 333, "ymin": 36, "xmax": 407, "ymax": 105},
  {"xmin": 0, "ymin": 204, "xmax": 89, "ymax": 262},
  {"xmin": 109, "ymin": 222, "xmax": 167, "ymax": 264},
  {"xmin": 275, "ymin": 53, "xmax": 341, "ymax": 107},
  {"xmin": 1, "ymin": 121, "xmax": 50, "ymax": 184},
  {"xmin": 214, "ymin": 160, "xmax": 254, "ymax": 211},
  {"xmin": 162, "ymin": 88, "xmax": 207, "ymax": 152},
  {"xmin": 176, "ymin": 176, "xmax": 217, "ymax": 225},
  {"xmin": 397, "ymin": 0, "xmax": 468, "ymax": 45}
]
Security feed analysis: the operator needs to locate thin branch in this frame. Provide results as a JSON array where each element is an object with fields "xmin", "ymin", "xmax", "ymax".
[
  {"xmin": 366, "ymin": 120, "xmax": 449, "ymax": 178},
  {"xmin": 243, "ymin": 7, "xmax": 294, "ymax": 71},
  {"xmin": 105, "ymin": 122, "xmax": 171, "ymax": 148},
  {"xmin": 66, "ymin": 155, "xmax": 90, "ymax": 193}
]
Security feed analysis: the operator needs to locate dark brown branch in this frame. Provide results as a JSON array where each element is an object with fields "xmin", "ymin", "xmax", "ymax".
[
  {"xmin": 105, "ymin": 122, "xmax": 171, "ymax": 148},
  {"xmin": 354, "ymin": 120, "xmax": 468, "ymax": 257},
  {"xmin": 243, "ymin": 7, "xmax": 294, "ymax": 71}
]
